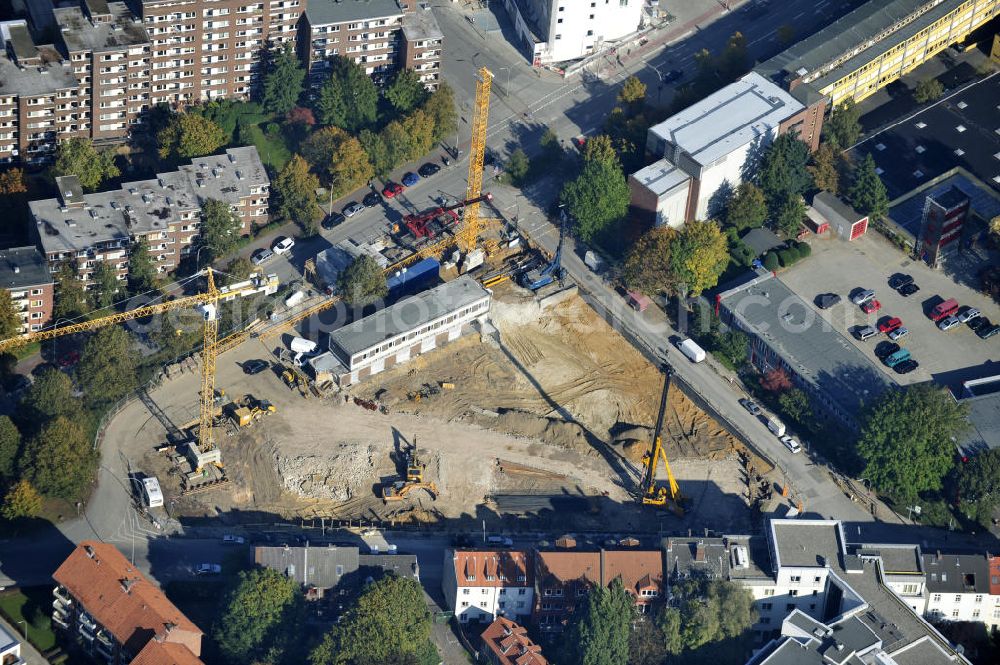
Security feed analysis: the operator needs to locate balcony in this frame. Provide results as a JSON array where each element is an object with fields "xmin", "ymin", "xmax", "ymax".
[
  {"xmin": 53, "ymin": 586, "xmax": 73, "ymax": 605},
  {"xmin": 78, "ymin": 612, "xmax": 97, "ymax": 633}
]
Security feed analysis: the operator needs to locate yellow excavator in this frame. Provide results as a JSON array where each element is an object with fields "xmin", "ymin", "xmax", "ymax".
[
  {"xmin": 382, "ymin": 446, "xmax": 439, "ymax": 503},
  {"xmin": 641, "ymin": 364, "xmax": 685, "ymax": 515},
  {"xmin": 227, "ymin": 394, "xmax": 276, "ymax": 428}
]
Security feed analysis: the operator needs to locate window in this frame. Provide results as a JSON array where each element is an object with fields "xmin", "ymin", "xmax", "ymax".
[
  {"xmin": 480, "ymin": 602, "xmax": 487, "ymax": 608},
  {"xmin": 468, "ymin": 575, "xmax": 475, "ymax": 581},
  {"xmin": 790, "ymin": 576, "xmax": 801, "ymax": 583},
  {"xmin": 902, "ymin": 584, "xmax": 919, "ymax": 594},
  {"xmin": 763, "ymin": 589, "xmax": 775, "ymax": 597},
  {"xmin": 786, "ymin": 603, "xmax": 795, "ymax": 611},
  {"xmin": 952, "ymin": 609, "xmax": 959, "ymax": 618},
  {"xmin": 761, "ymin": 617, "xmax": 771, "ymax": 625},
  {"xmin": 518, "ymin": 589, "xmax": 526, "ymax": 596},
  {"xmin": 813, "ymin": 576, "xmax": 821, "ymax": 583},
  {"xmin": 481, "ymin": 588, "xmax": 488, "ymax": 594},
  {"xmin": 463, "ymin": 589, "xmax": 470, "ymax": 595},
  {"xmin": 975, "ymin": 595, "xmax": 983, "ymax": 603},
  {"xmin": 499, "ymin": 589, "xmax": 506, "ymax": 595},
  {"xmin": 955, "ymin": 595, "xmax": 962, "ymax": 603},
  {"xmin": 791, "ymin": 590, "xmax": 799, "ymax": 597},
  {"xmin": 461, "ymin": 602, "xmax": 469, "ymax": 607},
  {"xmin": 30, "ymin": 312, "xmax": 42, "ymax": 319},
  {"xmin": 30, "ymin": 289, "xmax": 42, "ymax": 295},
  {"xmin": 933, "ymin": 594, "xmax": 941, "ymax": 602},
  {"xmin": 335, "ymin": 565, "xmax": 343, "ymax": 575},
  {"xmin": 761, "ymin": 603, "xmax": 772, "ymax": 610},
  {"xmin": 586, "ymin": 30, "xmax": 593, "ymax": 36},
  {"xmin": 973, "ymin": 610, "xmax": 980, "ymax": 619}
]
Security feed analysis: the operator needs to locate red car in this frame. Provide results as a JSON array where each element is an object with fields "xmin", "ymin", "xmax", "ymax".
[
  {"xmin": 861, "ymin": 299, "xmax": 882, "ymax": 314},
  {"xmin": 878, "ymin": 317, "xmax": 902, "ymax": 333},
  {"xmin": 382, "ymin": 182, "xmax": 404, "ymax": 198}
]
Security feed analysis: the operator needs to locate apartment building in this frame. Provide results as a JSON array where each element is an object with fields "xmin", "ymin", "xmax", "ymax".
[
  {"xmin": 442, "ymin": 550, "xmax": 534, "ymax": 625},
  {"xmin": 52, "ymin": 541, "xmax": 204, "ymax": 665},
  {"xmin": 480, "ymin": 617, "xmax": 547, "ymax": 665},
  {"xmin": 923, "ymin": 552, "xmax": 998, "ymax": 627},
  {"xmin": 254, "ymin": 545, "xmax": 420, "ymax": 598},
  {"xmin": 28, "ymin": 146, "xmax": 268, "ymax": 283},
  {"xmin": 400, "ymin": 6, "xmax": 442, "ymax": 90},
  {"xmin": 0, "ymin": 246, "xmax": 54, "ymax": 333}
]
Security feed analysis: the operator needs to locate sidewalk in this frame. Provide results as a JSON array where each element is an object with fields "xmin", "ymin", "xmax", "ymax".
[{"xmin": 0, "ymin": 614, "xmax": 50, "ymax": 665}]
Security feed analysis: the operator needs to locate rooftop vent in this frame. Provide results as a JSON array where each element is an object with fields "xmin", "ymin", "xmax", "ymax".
[
  {"xmin": 197, "ymin": 179, "xmax": 205, "ymax": 188},
  {"xmin": 236, "ymin": 170, "xmax": 244, "ymax": 180},
  {"xmin": 66, "ymin": 220, "xmax": 77, "ymax": 228},
  {"xmin": 12, "ymin": 264, "xmax": 19, "ymax": 274},
  {"xmin": 85, "ymin": 545, "xmax": 95, "ymax": 558},
  {"xmin": 89, "ymin": 210, "xmax": 98, "ymax": 219},
  {"xmin": 212, "ymin": 168, "xmax": 220, "ymax": 178},
  {"xmin": 228, "ymin": 152, "xmax": 237, "ymax": 163}
]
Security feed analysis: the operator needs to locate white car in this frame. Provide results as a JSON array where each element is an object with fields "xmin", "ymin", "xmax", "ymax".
[
  {"xmin": 222, "ymin": 534, "xmax": 244, "ymax": 544},
  {"xmin": 957, "ymin": 307, "xmax": 981, "ymax": 323},
  {"xmin": 196, "ymin": 563, "xmax": 222, "ymax": 575},
  {"xmin": 851, "ymin": 289, "xmax": 876, "ymax": 305},
  {"xmin": 937, "ymin": 316, "xmax": 961, "ymax": 331},
  {"xmin": 272, "ymin": 236, "xmax": 295, "ymax": 255},
  {"xmin": 887, "ymin": 326, "xmax": 908, "ymax": 341},
  {"xmin": 779, "ymin": 435, "xmax": 802, "ymax": 454}
]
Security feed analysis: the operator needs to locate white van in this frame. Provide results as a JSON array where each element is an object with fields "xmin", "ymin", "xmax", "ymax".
[
  {"xmin": 141, "ymin": 476, "xmax": 164, "ymax": 508},
  {"xmin": 766, "ymin": 417, "xmax": 786, "ymax": 437}
]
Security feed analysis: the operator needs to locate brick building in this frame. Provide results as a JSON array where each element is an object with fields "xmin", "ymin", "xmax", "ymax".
[
  {"xmin": 52, "ymin": 541, "xmax": 204, "ymax": 664},
  {"xmin": 0, "ymin": 246, "xmax": 54, "ymax": 333}
]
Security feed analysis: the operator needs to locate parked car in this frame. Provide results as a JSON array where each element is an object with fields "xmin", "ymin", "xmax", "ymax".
[
  {"xmin": 401, "ymin": 171, "xmax": 420, "ymax": 187},
  {"xmin": 418, "ymin": 162, "xmax": 441, "ymax": 177},
  {"xmin": 362, "ymin": 191, "xmax": 382, "ymax": 207},
  {"xmin": 243, "ymin": 359, "xmax": 268, "ymax": 375},
  {"xmin": 196, "ymin": 563, "xmax": 222, "ymax": 575},
  {"xmin": 342, "ymin": 201, "xmax": 365, "ymax": 217},
  {"xmin": 739, "ymin": 398, "xmax": 762, "ymax": 416},
  {"xmin": 898, "ymin": 283, "xmax": 920, "ymax": 297},
  {"xmin": 251, "ymin": 247, "xmax": 274, "ymax": 265},
  {"xmin": 854, "ymin": 326, "xmax": 877, "ymax": 341},
  {"xmin": 222, "ymin": 535, "xmax": 245, "ymax": 544},
  {"xmin": 893, "ymin": 359, "xmax": 919, "ymax": 374},
  {"xmin": 888, "ymin": 274, "xmax": 913, "ymax": 289},
  {"xmin": 977, "ymin": 320, "xmax": 1000, "ymax": 339},
  {"xmin": 816, "ymin": 293, "xmax": 841, "ymax": 309},
  {"xmin": 878, "ymin": 317, "xmax": 902, "ymax": 333},
  {"xmin": 861, "ymin": 299, "xmax": 881, "ymax": 314},
  {"xmin": 968, "ymin": 316, "xmax": 988, "ymax": 332},
  {"xmin": 957, "ymin": 307, "xmax": 981, "ymax": 323},
  {"xmin": 382, "ymin": 182, "xmax": 404, "ymax": 198},
  {"xmin": 852, "ymin": 289, "xmax": 876, "ymax": 305},
  {"xmin": 271, "ymin": 237, "xmax": 294, "ymax": 255},
  {"xmin": 875, "ymin": 341, "xmax": 900, "ymax": 360},
  {"xmin": 779, "ymin": 435, "xmax": 802, "ymax": 454},
  {"xmin": 887, "ymin": 327, "xmax": 909, "ymax": 341},
  {"xmin": 663, "ymin": 69, "xmax": 684, "ymax": 83},
  {"xmin": 937, "ymin": 316, "xmax": 961, "ymax": 331},
  {"xmin": 322, "ymin": 212, "xmax": 346, "ymax": 230}
]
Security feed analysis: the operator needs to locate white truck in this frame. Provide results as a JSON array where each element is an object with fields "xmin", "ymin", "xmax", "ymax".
[
  {"xmin": 767, "ymin": 417, "xmax": 786, "ymax": 437},
  {"xmin": 677, "ymin": 338, "xmax": 706, "ymax": 363}
]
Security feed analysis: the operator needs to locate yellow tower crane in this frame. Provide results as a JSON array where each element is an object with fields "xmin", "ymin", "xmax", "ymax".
[
  {"xmin": 0, "ymin": 268, "xmax": 278, "ymax": 471},
  {"xmin": 641, "ymin": 364, "xmax": 685, "ymax": 515}
]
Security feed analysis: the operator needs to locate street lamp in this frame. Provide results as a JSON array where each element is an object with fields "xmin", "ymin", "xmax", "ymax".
[
  {"xmin": 17, "ymin": 620, "xmax": 27, "ymax": 642},
  {"xmin": 647, "ymin": 61, "xmax": 665, "ymax": 103}
]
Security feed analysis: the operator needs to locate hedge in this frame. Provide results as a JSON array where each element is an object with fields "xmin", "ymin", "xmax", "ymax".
[{"xmin": 763, "ymin": 252, "xmax": 779, "ymax": 271}]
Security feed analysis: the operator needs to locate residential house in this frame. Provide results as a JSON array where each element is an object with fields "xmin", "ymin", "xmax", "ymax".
[
  {"xmin": 923, "ymin": 552, "xmax": 996, "ymax": 627},
  {"xmin": 254, "ymin": 545, "xmax": 419, "ymax": 599},
  {"xmin": 442, "ymin": 550, "xmax": 533, "ymax": 625},
  {"xmin": 480, "ymin": 617, "xmax": 547, "ymax": 665}
]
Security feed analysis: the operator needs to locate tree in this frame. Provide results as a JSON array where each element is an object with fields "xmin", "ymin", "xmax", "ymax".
[
  {"xmin": 774, "ymin": 194, "xmax": 806, "ymax": 238},
  {"xmin": 725, "ymin": 182, "xmax": 767, "ymax": 231},
  {"xmin": 17, "ymin": 367, "xmax": 81, "ymax": 433},
  {"xmin": 779, "ymin": 388, "xmax": 812, "ymax": 424},
  {"xmin": 560, "ymin": 159, "xmax": 629, "ymax": 244},
  {"xmin": 274, "ymin": 155, "xmax": 321, "ymax": 235},
  {"xmin": 0, "ymin": 168, "xmax": 27, "ymax": 195},
  {"xmin": 400, "ymin": 109, "xmax": 435, "ymax": 161},
  {"xmin": 0, "ymin": 290, "xmax": 21, "ymax": 340},
  {"xmin": 506, "ymin": 148, "xmax": 530, "ymax": 184},
  {"xmin": 848, "ymin": 153, "xmax": 889, "ymax": 222},
  {"xmin": 757, "ymin": 133, "xmax": 812, "ymax": 202},
  {"xmin": 214, "ymin": 568, "xmax": 304, "ymax": 665},
  {"xmin": 582, "ymin": 134, "xmax": 619, "ymax": 167},
  {"xmin": 760, "ymin": 367, "xmax": 792, "ymax": 393},
  {"xmin": 128, "ymin": 236, "xmax": 159, "ymax": 295},
  {"xmin": 223, "ymin": 257, "xmax": 253, "ymax": 285},
  {"xmin": 421, "ymin": 81, "xmax": 458, "ymax": 144},
  {"xmin": 380, "ymin": 121, "xmax": 412, "ymax": 174},
  {"xmin": 53, "ymin": 263, "xmax": 90, "ymax": 320},
  {"xmin": 92, "ymin": 261, "xmax": 120, "ymax": 310},
  {"xmin": 657, "ymin": 607, "xmax": 685, "ymax": 655},
  {"xmin": 628, "ymin": 619, "xmax": 667, "ymax": 665},
  {"xmin": 623, "ymin": 226, "xmax": 676, "ymax": 296},
  {"xmin": 617, "ymin": 76, "xmax": 647, "ymax": 114},
  {"xmin": 76, "ymin": 325, "xmax": 137, "ymax": 408},
  {"xmin": 0, "ymin": 415, "xmax": 20, "ymax": 482},
  {"xmin": 338, "ymin": 255, "xmax": 387, "ymax": 307},
  {"xmin": 713, "ymin": 330, "xmax": 748, "ymax": 368},
  {"xmin": 913, "ymin": 78, "xmax": 944, "ymax": 103},
  {"xmin": 668, "ymin": 221, "xmax": 729, "ymax": 296},
  {"xmin": 261, "ymin": 44, "xmax": 305, "ymax": 115},
  {"xmin": 302, "ymin": 127, "xmax": 374, "ymax": 197},
  {"xmin": 540, "ymin": 127, "xmax": 562, "ymax": 160},
  {"xmin": 719, "ymin": 32, "xmax": 748, "ymax": 80},
  {"xmin": 310, "ymin": 575, "xmax": 433, "ymax": 665},
  {"xmin": 561, "ymin": 578, "xmax": 633, "ymax": 665},
  {"xmin": 824, "ymin": 99, "xmax": 862, "ymax": 150},
  {"xmin": 386, "ymin": 69, "xmax": 428, "ymax": 114},
  {"xmin": 157, "ymin": 113, "xmax": 227, "ymax": 161},
  {"xmin": 21, "ymin": 416, "xmax": 94, "ymax": 500},
  {"xmin": 657, "ymin": 578, "xmax": 756, "ymax": 655},
  {"xmin": 200, "ymin": 198, "xmax": 243, "ymax": 261},
  {"xmin": 1, "ymin": 480, "xmax": 42, "ymax": 520},
  {"xmin": 51, "ymin": 138, "xmax": 120, "ymax": 192},
  {"xmin": 286, "ymin": 106, "xmax": 315, "ymax": 128},
  {"xmin": 359, "ymin": 129, "xmax": 393, "ymax": 178},
  {"xmin": 955, "ymin": 449, "xmax": 1000, "ymax": 525},
  {"xmin": 858, "ymin": 384, "xmax": 970, "ymax": 501},
  {"xmin": 314, "ymin": 56, "xmax": 378, "ymax": 131},
  {"xmin": 808, "ymin": 143, "xmax": 840, "ymax": 193}
]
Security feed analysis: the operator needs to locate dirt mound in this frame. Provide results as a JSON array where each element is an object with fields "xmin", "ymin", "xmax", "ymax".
[
  {"xmin": 276, "ymin": 443, "xmax": 381, "ymax": 501},
  {"xmin": 491, "ymin": 409, "xmax": 596, "ymax": 452},
  {"xmin": 621, "ymin": 439, "xmax": 648, "ymax": 464}
]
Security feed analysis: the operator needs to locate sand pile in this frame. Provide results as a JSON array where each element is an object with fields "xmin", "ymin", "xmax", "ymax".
[{"xmin": 276, "ymin": 443, "xmax": 379, "ymax": 501}]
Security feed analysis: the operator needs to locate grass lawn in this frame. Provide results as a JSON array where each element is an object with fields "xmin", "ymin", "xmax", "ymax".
[
  {"xmin": 243, "ymin": 123, "xmax": 294, "ymax": 172},
  {"xmin": 0, "ymin": 587, "xmax": 58, "ymax": 652}
]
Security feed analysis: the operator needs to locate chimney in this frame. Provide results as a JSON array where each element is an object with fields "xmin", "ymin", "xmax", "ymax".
[
  {"xmin": 937, "ymin": 550, "xmax": 942, "ymax": 561},
  {"xmin": 121, "ymin": 578, "xmax": 134, "ymax": 593},
  {"xmin": 695, "ymin": 542, "xmax": 706, "ymax": 562},
  {"xmin": 84, "ymin": 545, "xmax": 95, "ymax": 558}
]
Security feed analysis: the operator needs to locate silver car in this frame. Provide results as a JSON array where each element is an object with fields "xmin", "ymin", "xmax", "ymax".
[
  {"xmin": 251, "ymin": 248, "xmax": 273, "ymax": 266},
  {"xmin": 852, "ymin": 289, "xmax": 876, "ymax": 305},
  {"xmin": 342, "ymin": 202, "xmax": 365, "ymax": 217},
  {"xmin": 887, "ymin": 326, "xmax": 908, "ymax": 341},
  {"xmin": 937, "ymin": 316, "xmax": 961, "ymax": 331},
  {"xmin": 855, "ymin": 325, "xmax": 877, "ymax": 341},
  {"xmin": 957, "ymin": 307, "xmax": 981, "ymax": 323}
]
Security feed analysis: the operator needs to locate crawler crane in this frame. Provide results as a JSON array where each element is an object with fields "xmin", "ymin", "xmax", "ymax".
[{"xmin": 641, "ymin": 364, "xmax": 685, "ymax": 515}]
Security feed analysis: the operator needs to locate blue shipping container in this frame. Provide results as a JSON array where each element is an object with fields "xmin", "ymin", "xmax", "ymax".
[{"xmin": 387, "ymin": 258, "xmax": 440, "ymax": 294}]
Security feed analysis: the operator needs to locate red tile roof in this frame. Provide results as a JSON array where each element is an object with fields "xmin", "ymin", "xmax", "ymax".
[
  {"xmin": 603, "ymin": 550, "xmax": 664, "ymax": 598},
  {"xmin": 989, "ymin": 555, "xmax": 1000, "ymax": 596},
  {"xmin": 481, "ymin": 617, "xmax": 547, "ymax": 665},
  {"xmin": 535, "ymin": 550, "xmax": 663, "ymax": 598},
  {"xmin": 453, "ymin": 551, "xmax": 533, "ymax": 588},
  {"xmin": 52, "ymin": 541, "xmax": 203, "ymax": 657},
  {"xmin": 131, "ymin": 639, "xmax": 204, "ymax": 665}
]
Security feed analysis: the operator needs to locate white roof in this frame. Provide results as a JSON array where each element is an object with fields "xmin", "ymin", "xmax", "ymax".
[
  {"xmin": 649, "ymin": 71, "xmax": 804, "ymax": 169},
  {"xmin": 631, "ymin": 159, "xmax": 691, "ymax": 197}
]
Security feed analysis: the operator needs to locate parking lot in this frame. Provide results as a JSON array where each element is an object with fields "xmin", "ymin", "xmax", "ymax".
[{"xmin": 779, "ymin": 232, "xmax": 1000, "ymax": 388}]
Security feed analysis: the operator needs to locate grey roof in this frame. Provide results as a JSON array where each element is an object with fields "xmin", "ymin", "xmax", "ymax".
[
  {"xmin": 741, "ymin": 228, "xmax": 783, "ymax": 256},
  {"xmin": 665, "ymin": 537, "xmax": 730, "ymax": 580},
  {"xmin": 922, "ymin": 553, "xmax": 990, "ymax": 594},
  {"xmin": 53, "ymin": 2, "xmax": 149, "ymax": 53},
  {"xmin": 0, "ymin": 621, "xmax": 18, "ymax": 653},
  {"xmin": 255, "ymin": 545, "xmax": 360, "ymax": 588},
  {"xmin": 630, "ymin": 159, "xmax": 690, "ymax": 198},
  {"xmin": 358, "ymin": 553, "xmax": 419, "ymax": 581},
  {"xmin": 648, "ymin": 72, "xmax": 803, "ymax": 171},
  {"xmin": 812, "ymin": 191, "xmax": 863, "ymax": 226},
  {"xmin": 954, "ymin": 376, "xmax": 1000, "ymax": 454},
  {"xmin": 719, "ymin": 274, "xmax": 894, "ymax": 426},
  {"xmin": 401, "ymin": 7, "xmax": 443, "ymax": 42},
  {"xmin": 329, "ymin": 275, "xmax": 491, "ymax": 357},
  {"xmin": 305, "ymin": 0, "xmax": 406, "ymax": 26},
  {"xmin": 770, "ymin": 520, "xmax": 845, "ymax": 569},
  {"xmin": 853, "ymin": 544, "xmax": 922, "ymax": 576},
  {"xmin": 0, "ymin": 46, "xmax": 78, "ymax": 96},
  {"xmin": 0, "ymin": 246, "xmax": 54, "ymax": 290},
  {"xmin": 6, "ymin": 22, "xmax": 37, "ymax": 61}
]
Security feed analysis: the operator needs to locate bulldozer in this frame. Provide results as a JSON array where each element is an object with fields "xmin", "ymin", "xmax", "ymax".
[
  {"xmin": 227, "ymin": 394, "xmax": 276, "ymax": 428},
  {"xmin": 381, "ymin": 446, "xmax": 439, "ymax": 503}
]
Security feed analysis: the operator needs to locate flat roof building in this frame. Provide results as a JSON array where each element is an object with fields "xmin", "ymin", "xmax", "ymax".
[
  {"xmin": 953, "ymin": 375, "xmax": 1000, "ymax": 455},
  {"xmin": 0, "ymin": 246, "xmax": 55, "ymax": 333}
]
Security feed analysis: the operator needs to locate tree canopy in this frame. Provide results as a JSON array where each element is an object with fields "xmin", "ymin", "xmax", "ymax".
[
  {"xmin": 658, "ymin": 578, "xmax": 757, "ymax": 654},
  {"xmin": 20, "ymin": 416, "xmax": 94, "ymax": 500},
  {"xmin": 847, "ymin": 153, "xmax": 889, "ymax": 222},
  {"xmin": 668, "ymin": 221, "xmax": 730, "ymax": 296},
  {"xmin": 622, "ymin": 226, "xmax": 676, "ymax": 296},
  {"xmin": 200, "ymin": 198, "xmax": 243, "ymax": 261},
  {"xmin": 214, "ymin": 567, "xmax": 305, "ymax": 665},
  {"xmin": 386, "ymin": 69, "xmax": 428, "ymax": 114},
  {"xmin": 774, "ymin": 194, "xmax": 806, "ymax": 238},
  {"xmin": 561, "ymin": 578, "xmax": 634, "ymax": 665},
  {"xmin": 808, "ymin": 143, "xmax": 841, "ymax": 194},
  {"xmin": 0, "ymin": 168, "xmax": 26, "ymax": 195},
  {"xmin": 17, "ymin": 367, "xmax": 81, "ymax": 435},
  {"xmin": 421, "ymin": 82, "xmax": 458, "ymax": 145},
  {"xmin": 617, "ymin": 76, "xmax": 647, "ymax": 114},
  {"xmin": 302, "ymin": 127, "xmax": 374, "ymax": 197},
  {"xmin": 725, "ymin": 182, "xmax": 767, "ymax": 232},
  {"xmin": 0, "ymin": 290, "xmax": 21, "ymax": 339},
  {"xmin": 1, "ymin": 479, "xmax": 42, "ymax": 520},
  {"xmin": 76, "ymin": 325, "xmax": 138, "ymax": 409},
  {"xmin": 338, "ymin": 255, "xmax": 387, "ymax": 307},
  {"xmin": 859, "ymin": 384, "xmax": 970, "ymax": 501},
  {"xmin": 51, "ymin": 138, "xmax": 120, "ymax": 192},
  {"xmin": 92, "ymin": 261, "xmax": 120, "ymax": 310},
  {"xmin": 955, "ymin": 449, "xmax": 1000, "ymax": 526},
  {"xmin": 0, "ymin": 415, "xmax": 20, "ymax": 482},
  {"xmin": 261, "ymin": 44, "xmax": 305, "ymax": 115},
  {"xmin": 506, "ymin": 148, "xmax": 530, "ymax": 184},
  {"xmin": 274, "ymin": 155, "xmax": 321, "ymax": 235},
  {"xmin": 582, "ymin": 135, "xmax": 620, "ymax": 168},
  {"xmin": 757, "ymin": 133, "xmax": 812, "ymax": 203},
  {"xmin": 314, "ymin": 56, "xmax": 378, "ymax": 131},
  {"xmin": 823, "ymin": 99, "xmax": 861, "ymax": 150},
  {"xmin": 53, "ymin": 263, "xmax": 90, "ymax": 320},
  {"xmin": 913, "ymin": 78, "xmax": 944, "ymax": 104},
  {"xmin": 128, "ymin": 236, "xmax": 159, "ymax": 295},
  {"xmin": 400, "ymin": 109, "xmax": 435, "ymax": 162},
  {"xmin": 157, "ymin": 113, "xmax": 227, "ymax": 161},
  {"xmin": 560, "ymin": 159, "xmax": 629, "ymax": 245},
  {"xmin": 358, "ymin": 129, "xmax": 392, "ymax": 178}
]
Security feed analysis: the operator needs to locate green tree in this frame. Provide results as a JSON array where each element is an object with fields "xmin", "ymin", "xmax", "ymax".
[
  {"xmin": 668, "ymin": 221, "xmax": 729, "ymax": 295},
  {"xmin": 757, "ymin": 133, "xmax": 812, "ymax": 202},
  {"xmin": 401, "ymin": 109, "xmax": 435, "ymax": 161},
  {"xmin": 582, "ymin": 134, "xmax": 620, "ymax": 167},
  {"xmin": 540, "ymin": 127, "xmax": 562, "ymax": 159},
  {"xmin": 314, "ymin": 56, "xmax": 378, "ymax": 131},
  {"xmin": 386, "ymin": 69, "xmax": 428, "ymax": 114},
  {"xmin": 200, "ymin": 198, "xmax": 243, "ymax": 261},
  {"xmin": 725, "ymin": 182, "xmax": 767, "ymax": 231},
  {"xmin": 421, "ymin": 81, "xmax": 458, "ymax": 144},
  {"xmin": 76, "ymin": 326, "xmax": 137, "ymax": 408},
  {"xmin": 562, "ymin": 578, "xmax": 633, "ymax": 665},
  {"xmin": 1, "ymin": 479, "xmax": 42, "ymax": 520},
  {"xmin": 713, "ymin": 330, "xmax": 748, "ymax": 368},
  {"xmin": 824, "ymin": 99, "xmax": 862, "ymax": 150},
  {"xmin": 628, "ymin": 619, "xmax": 667, "ymax": 665},
  {"xmin": 359, "ymin": 129, "xmax": 393, "ymax": 178},
  {"xmin": 261, "ymin": 44, "xmax": 305, "ymax": 115},
  {"xmin": 128, "ymin": 236, "xmax": 159, "ymax": 295},
  {"xmin": 658, "ymin": 578, "xmax": 756, "ymax": 654},
  {"xmin": 302, "ymin": 127, "xmax": 374, "ymax": 197},
  {"xmin": 808, "ymin": 143, "xmax": 841, "ymax": 193},
  {"xmin": 774, "ymin": 194, "xmax": 806, "ymax": 238},
  {"xmin": 223, "ymin": 257, "xmax": 253, "ymax": 284},
  {"xmin": 506, "ymin": 148, "xmax": 530, "ymax": 184},
  {"xmin": 617, "ymin": 76, "xmax": 647, "ymax": 114},
  {"xmin": 560, "ymin": 159, "xmax": 629, "ymax": 245},
  {"xmin": 92, "ymin": 261, "xmax": 120, "ymax": 310},
  {"xmin": 779, "ymin": 388, "xmax": 813, "ymax": 424},
  {"xmin": 913, "ymin": 78, "xmax": 944, "ymax": 103},
  {"xmin": 338, "ymin": 255, "xmax": 387, "ymax": 307},
  {"xmin": 21, "ymin": 416, "xmax": 94, "ymax": 500},
  {"xmin": 51, "ymin": 138, "xmax": 120, "ymax": 192},
  {"xmin": 622, "ymin": 226, "xmax": 677, "ymax": 296},
  {"xmin": 310, "ymin": 575, "xmax": 433, "ymax": 665},
  {"xmin": 955, "ymin": 449, "xmax": 1000, "ymax": 525},
  {"xmin": 17, "ymin": 367, "xmax": 81, "ymax": 434},
  {"xmin": 657, "ymin": 607, "xmax": 685, "ymax": 655},
  {"xmin": 859, "ymin": 384, "xmax": 970, "ymax": 501},
  {"xmin": 53, "ymin": 263, "xmax": 90, "ymax": 320},
  {"xmin": 0, "ymin": 415, "xmax": 20, "ymax": 482},
  {"xmin": 214, "ymin": 567, "xmax": 304, "ymax": 665},
  {"xmin": 274, "ymin": 155, "xmax": 321, "ymax": 235},
  {"xmin": 848, "ymin": 153, "xmax": 889, "ymax": 222},
  {"xmin": 719, "ymin": 32, "xmax": 748, "ymax": 80},
  {"xmin": 157, "ymin": 113, "xmax": 227, "ymax": 161},
  {"xmin": 0, "ymin": 290, "xmax": 21, "ymax": 339},
  {"xmin": 380, "ymin": 121, "xmax": 412, "ymax": 173}
]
